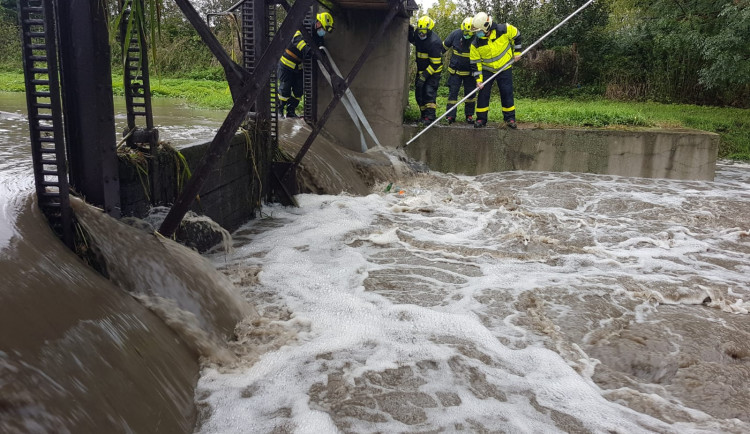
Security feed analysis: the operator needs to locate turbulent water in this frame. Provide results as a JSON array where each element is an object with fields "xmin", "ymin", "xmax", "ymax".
[
  {"xmin": 196, "ymin": 164, "xmax": 750, "ymax": 433},
  {"xmin": 3, "ymin": 90, "xmax": 750, "ymax": 432}
]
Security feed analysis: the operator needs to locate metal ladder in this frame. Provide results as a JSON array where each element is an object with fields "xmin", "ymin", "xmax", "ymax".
[
  {"xmin": 120, "ymin": 0, "xmax": 155, "ymax": 137},
  {"xmin": 241, "ymin": 0, "xmax": 278, "ymax": 147},
  {"xmin": 19, "ymin": 0, "xmax": 73, "ymax": 248},
  {"xmin": 266, "ymin": 2, "xmax": 279, "ymax": 145},
  {"xmin": 302, "ymin": 8, "xmax": 316, "ymax": 124}
]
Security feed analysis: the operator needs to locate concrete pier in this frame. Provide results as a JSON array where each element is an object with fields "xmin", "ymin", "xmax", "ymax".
[{"xmin": 403, "ymin": 125, "xmax": 719, "ymax": 181}]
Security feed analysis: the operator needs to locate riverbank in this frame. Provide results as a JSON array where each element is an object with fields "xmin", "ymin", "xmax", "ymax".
[{"xmin": 1, "ymin": 71, "xmax": 747, "ymax": 159}]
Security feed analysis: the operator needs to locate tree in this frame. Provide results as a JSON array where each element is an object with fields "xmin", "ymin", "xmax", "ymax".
[
  {"xmin": 0, "ymin": 0, "xmax": 20, "ymax": 71},
  {"xmin": 424, "ymin": 0, "xmax": 464, "ymax": 39},
  {"xmin": 699, "ymin": 1, "xmax": 750, "ymax": 92},
  {"xmin": 603, "ymin": 0, "xmax": 749, "ymax": 105}
]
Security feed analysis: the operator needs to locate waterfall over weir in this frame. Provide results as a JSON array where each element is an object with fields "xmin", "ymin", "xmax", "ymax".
[
  {"xmin": 0, "ymin": 197, "xmax": 199, "ymax": 432},
  {"xmin": 1, "ymin": 198, "xmax": 254, "ymax": 433},
  {"xmin": 72, "ymin": 198, "xmax": 255, "ymax": 357}
]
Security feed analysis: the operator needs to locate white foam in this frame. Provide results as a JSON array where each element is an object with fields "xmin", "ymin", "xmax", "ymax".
[{"xmin": 199, "ymin": 165, "xmax": 750, "ymax": 433}]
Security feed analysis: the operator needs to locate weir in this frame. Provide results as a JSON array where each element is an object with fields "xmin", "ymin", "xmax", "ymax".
[{"xmin": 6, "ymin": 0, "xmax": 724, "ymax": 432}]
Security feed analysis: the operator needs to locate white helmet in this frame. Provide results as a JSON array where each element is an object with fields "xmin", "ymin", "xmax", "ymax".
[{"xmin": 471, "ymin": 12, "xmax": 492, "ymax": 33}]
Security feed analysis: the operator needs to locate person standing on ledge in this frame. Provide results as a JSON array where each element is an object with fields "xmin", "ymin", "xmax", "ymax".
[
  {"xmin": 469, "ymin": 11, "xmax": 522, "ymax": 129},
  {"xmin": 408, "ymin": 15, "xmax": 443, "ymax": 126},
  {"xmin": 442, "ymin": 17, "xmax": 477, "ymax": 125},
  {"xmin": 277, "ymin": 12, "xmax": 335, "ymax": 119}
]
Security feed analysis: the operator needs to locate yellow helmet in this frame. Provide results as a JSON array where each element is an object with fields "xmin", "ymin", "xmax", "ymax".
[
  {"xmin": 471, "ymin": 12, "xmax": 492, "ymax": 33},
  {"xmin": 316, "ymin": 12, "xmax": 334, "ymax": 33},
  {"xmin": 416, "ymin": 15, "xmax": 435, "ymax": 34},
  {"xmin": 461, "ymin": 17, "xmax": 473, "ymax": 33}
]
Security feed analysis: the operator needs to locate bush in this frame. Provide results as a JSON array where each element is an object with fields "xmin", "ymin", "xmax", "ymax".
[{"xmin": 0, "ymin": 7, "xmax": 22, "ymax": 72}]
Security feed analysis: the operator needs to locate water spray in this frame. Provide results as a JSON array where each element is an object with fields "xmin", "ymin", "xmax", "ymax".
[{"xmin": 402, "ymin": 0, "xmax": 597, "ymax": 148}]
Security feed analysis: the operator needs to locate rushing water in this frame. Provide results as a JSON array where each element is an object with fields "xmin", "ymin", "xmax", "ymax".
[
  {"xmin": 197, "ymin": 165, "xmax": 750, "ymax": 433},
  {"xmin": 0, "ymin": 91, "xmax": 229, "ymax": 432},
  {"xmin": 2, "ymin": 90, "xmax": 750, "ymax": 432}
]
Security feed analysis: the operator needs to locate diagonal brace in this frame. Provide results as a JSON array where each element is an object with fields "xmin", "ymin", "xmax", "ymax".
[{"xmin": 159, "ymin": 0, "xmax": 315, "ymax": 237}]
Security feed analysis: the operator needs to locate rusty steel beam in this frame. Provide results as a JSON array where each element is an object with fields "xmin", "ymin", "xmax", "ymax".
[
  {"xmin": 283, "ymin": 1, "xmax": 401, "ymax": 179},
  {"xmin": 158, "ymin": 0, "xmax": 314, "ymax": 238}
]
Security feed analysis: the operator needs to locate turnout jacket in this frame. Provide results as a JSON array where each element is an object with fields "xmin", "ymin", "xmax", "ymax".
[
  {"xmin": 469, "ymin": 22, "xmax": 522, "ymax": 83},
  {"xmin": 408, "ymin": 27, "xmax": 443, "ymax": 77},
  {"xmin": 280, "ymin": 30, "xmax": 324, "ymax": 71},
  {"xmin": 442, "ymin": 29, "xmax": 474, "ymax": 75}
]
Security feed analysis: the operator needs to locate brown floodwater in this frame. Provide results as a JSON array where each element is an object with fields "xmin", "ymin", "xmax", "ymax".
[{"xmin": 2, "ymin": 90, "xmax": 749, "ymax": 433}]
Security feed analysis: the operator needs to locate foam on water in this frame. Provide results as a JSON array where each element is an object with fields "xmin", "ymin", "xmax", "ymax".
[{"xmin": 197, "ymin": 162, "xmax": 750, "ymax": 433}]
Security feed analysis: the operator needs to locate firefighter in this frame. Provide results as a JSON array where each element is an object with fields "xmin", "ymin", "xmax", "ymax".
[
  {"xmin": 408, "ymin": 16, "xmax": 443, "ymax": 126},
  {"xmin": 469, "ymin": 12, "xmax": 522, "ymax": 129},
  {"xmin": 277, "ymin": 12, "xmax": 334, "ymax": 118},
  {"xmin": 442, "ymin": 17, "xmax": 477, "ymax": 125}
]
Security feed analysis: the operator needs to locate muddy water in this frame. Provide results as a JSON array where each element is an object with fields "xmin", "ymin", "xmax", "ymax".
[
  {"xmin": 0, "ymin": 196, "xmax": 200, "ymax": 433},
  {"xmin": 3, "ymin": 88, "xmax": 750, "ymax": 432},
  {"xmin": 0, "ymin": 91, "xmax": 240, "ymax": 432},
  {"xmin": 199, "ymin": 163, "xmax": 750, "ymax": 432}
]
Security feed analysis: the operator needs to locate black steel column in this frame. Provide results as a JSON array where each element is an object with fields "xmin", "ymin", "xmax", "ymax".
[{"xmin": 56, "ymin": 0, "xmax": 120, "ymax": 217}]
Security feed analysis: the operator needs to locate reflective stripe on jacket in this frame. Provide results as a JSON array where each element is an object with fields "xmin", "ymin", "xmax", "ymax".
[
  {"xmin": 408, "ymin": 28, "xmax": 444, "ymax": 77},
  {"xmin": 442, "ymin": 29, "xmax": 473, "ymax": 74},
  {"xmin": 280, "ymin": 29, "xmax": 324, "ymax": 71},
  {"xmin": 469, "ymin": 23, "xmax": 522, "ymax": 83}
]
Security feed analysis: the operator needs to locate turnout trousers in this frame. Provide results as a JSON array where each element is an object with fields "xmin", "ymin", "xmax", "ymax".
[
  {"xmin": 415, "ymin": 72, "xmax": 441, "ymax": 122},
  {"xmin": 278, "ymin": 65, "xmax": 303, "ymax": 116},
  {"xmin": 446, "ymin": 73, "xmax": 476, "ymax": 120},
  {"xmin": 476, "ymin": 68, "xmax": 515, "ymax": 123}
]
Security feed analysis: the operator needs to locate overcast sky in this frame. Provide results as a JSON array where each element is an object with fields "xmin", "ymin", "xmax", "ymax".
[{"xmin": 416, "ymin": 0, "xmax": 438, "ymax": 11}]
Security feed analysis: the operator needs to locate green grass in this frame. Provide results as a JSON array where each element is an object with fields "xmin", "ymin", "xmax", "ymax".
[
  {"xmin": 111, "ymin": 75, "xmax": 234, "ymax": 110},
  {"xmin": 1, "ymin": 70, "xmax": 747, "ymax": 160},
  {"xmin": 406, "ymin": 95, "xmax": 750, "ymax": 160},
  {"xmin": 0, "ymin": 71, "xmax": 234, "ymax": 109},
  {"xmin": 0, "ymin": 71, "xmax": 25, "ymax": 92}
]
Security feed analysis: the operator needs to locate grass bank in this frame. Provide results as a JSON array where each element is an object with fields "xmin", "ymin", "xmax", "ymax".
[
  {"xmin": 0, "ymin": 71, "xmax": 233, "ymax": 109},
  {"xmin": 1, "ymin": 71, "xmax": 747, "ymax": 160}
]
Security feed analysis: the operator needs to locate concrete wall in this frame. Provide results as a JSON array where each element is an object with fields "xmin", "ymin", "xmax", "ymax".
[
  {"xmin": 318, "ymin": 9, "xmax": 410, "ymax": 150},
  {"xmin": 120, "ymin": 133, "xmax": 262, "ymax": 232},
  {"xmin": 404, "ymin": 125, "xmax": 719, "ymax": 181}
]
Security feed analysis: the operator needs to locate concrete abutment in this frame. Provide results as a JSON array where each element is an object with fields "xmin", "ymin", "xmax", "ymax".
[{"xmin": 403, "ymin": 125, "xmax": 719, "ymax": 181}]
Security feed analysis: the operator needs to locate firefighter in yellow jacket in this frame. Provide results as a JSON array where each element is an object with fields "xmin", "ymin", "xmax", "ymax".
[
  {"xmin": 469, "ymin": 12, "xmax": 522, "ymax": 129},
  {"xmin": 277, "ymin": 12, "xmax": 334, "ymax": 118}
]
